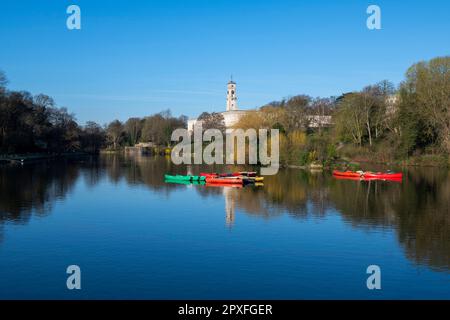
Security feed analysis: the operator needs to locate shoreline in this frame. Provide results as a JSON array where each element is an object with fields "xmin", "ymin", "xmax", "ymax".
[
  {"xmin": 1, "ymin": 152, "xmax": 449, "ymax": 169},
  {"xmin": 0, "ymin": 152, "xmax": 94, "ymax": 164}
]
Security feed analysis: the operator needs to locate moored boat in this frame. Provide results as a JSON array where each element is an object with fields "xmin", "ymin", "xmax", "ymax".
[
  {"xmin": 200, "ymin": 171, "xmax": 258, "ymax": 178},
  {"xmin": 332, "ymin": 170, "xmax": 364, "ymax": 178},
  {"xmin": 205, "ymin": 177, "xmax": 243, "ymax": 184},
  {"xmin": 333, "ymin": 170, "xmax": 403, "ymax": 181},
  {"xmin": 363, "ymin": 172, "xmax": 403, "ymax": 179},
  {"xmin": 164, "ymin": 174, "xmax": 206, "ymax": 181},
  {"xmin": 205, "ymin": 182, "xmax": 243, "ymax": 188},
  {"xmin": 200, "ymin": 172, "xmax": 263, "ymax": 182}
]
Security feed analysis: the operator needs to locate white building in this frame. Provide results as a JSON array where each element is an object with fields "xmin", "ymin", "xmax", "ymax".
[{"xmin": 188, "ymin": 79, "xmax": 248, "ymax": 131}]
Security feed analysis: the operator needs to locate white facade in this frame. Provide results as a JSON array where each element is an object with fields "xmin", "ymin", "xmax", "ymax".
[
  {"xmin": 187, "ymin": 119, "xmax": 201, "ymax": 132},
  {"xmin": 221, "ymin": 110, "xmax": 247, "ymax": 128}
]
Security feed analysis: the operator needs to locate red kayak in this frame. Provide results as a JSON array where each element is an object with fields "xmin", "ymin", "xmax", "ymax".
[
  {"xmin": 333, "ymin": 170, "xmax": 403, "ymax": 181},
  {"xmin": 364, "ymin": 172, "xmax": 403, "ymax": 179},
  {"xmin": 334, "ymin": 175, "xmax": 403, "ymax": 183},
  {"xmin": 205, "ymin": 183, "xmax": 243, "ymax": 188},
  {"xmin": 200, "ymin": 173, "xmax": 219, "ymax": 178},
  {"xmin": 206, "ymin": 177, "xmax": 243, "ymax": 184}
]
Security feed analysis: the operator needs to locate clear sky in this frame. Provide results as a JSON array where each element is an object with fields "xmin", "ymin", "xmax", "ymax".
[{"xmin": 0, "ymin": 0, "xmax": 449, "ymax": 125}]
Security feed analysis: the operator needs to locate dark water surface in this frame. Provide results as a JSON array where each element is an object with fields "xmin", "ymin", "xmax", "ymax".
[{"xmin": 0, "ymin": 155, "xmax": 449, "ymax": 299}]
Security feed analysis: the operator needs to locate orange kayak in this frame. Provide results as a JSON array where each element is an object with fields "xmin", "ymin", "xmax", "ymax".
[
  {"xmin": 333, "ymin": 170, "xmax": 363, "ymax": 178},
  {"xmin": 206, "ymin": 177, "xmax": 243, "ymax": 184},
  {"xmin": 205, "ymin": 183, "xmax": 243, "ymax": 188}
]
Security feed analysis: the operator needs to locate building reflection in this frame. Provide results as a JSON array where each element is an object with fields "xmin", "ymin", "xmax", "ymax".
[{"xmin": 223, "ymin": 187, "xmax": 236, "ymax": 227}]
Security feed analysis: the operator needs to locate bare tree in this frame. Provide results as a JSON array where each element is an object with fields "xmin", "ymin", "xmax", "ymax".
[{"xmin": 106, "ymin": 120, "xmax": 124, "ymax": 150}]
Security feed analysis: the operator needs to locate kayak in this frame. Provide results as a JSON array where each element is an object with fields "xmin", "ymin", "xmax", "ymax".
[
  {"xmin": 232, "ymin": 171, "xmax": 257, "ymax": 177},
  {"xmin": 333, "ymin": 175, "xmax": 402, "ymax": 183},
  {"xmin": 165, "ymin": 179, "xmax": 206, "ymax": 185},
  {"xmin": 205, "ymin": 183, "xmax": 243, "ymax": 188},
  {"xmin": 200, "ymin": 173, "xmax": 263, "ymax": 182},
  {"xmin": 164, "ymin": 174, "xmax": 206, "ymax": 181},
  {"xmin": 200, "ymin": 172, "xmax": 257, "ymax": 178},
  {"xmin": 333, "ymin": 170, "xmax": 364, "ymax": 178},
  {"xmin": 200, "ymin": 173, "xmax": 219, "ymax": 178},
  {"xmin": 333, "ymin": 170, "xmax": 403, "ymax": 181},
  {"xmin": 364, "ymin": 172, "xmax": 403, "ymax": 179},
  {"xmin": 220, "ymin": 175, "xmax": 264, "ymax": 182},
  {"xmin": 206, "ymin": 177, "xmax": 243, "ymax": 184}
]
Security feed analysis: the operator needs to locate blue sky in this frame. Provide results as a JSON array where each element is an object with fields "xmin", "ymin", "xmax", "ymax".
[{"xmin": 0, "ymin": 0, "xmax": 449, "ymax": 125}]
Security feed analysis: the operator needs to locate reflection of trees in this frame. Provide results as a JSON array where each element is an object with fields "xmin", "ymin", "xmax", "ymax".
[
  {"xmin": 243, "ymin": 170, "xmax": 331, "ymax": 219},
  {"xmin": 394, "ymin": 170, "xmax": 450, "ymax": 272},
  {"xmin": 102, "ymin": 154, "xmax": 188, "ymax": 194},
  {"xmin": 217, "ymin": 167, "xmax": 449, "ymax": 272},
  {"xmin": 329, "ymin": 178, "xmax": 401, "ymax": 228},
  {"xmin": 328, "ymin": 169, "xmax": 450, "ymax": 272},
  {"xmin": 0, "ymin": 154, "xmax": 448, "ymax": 272},
  {"xmin": 0, "ymin": 160, "xmax": 80, "ymax": 224}
]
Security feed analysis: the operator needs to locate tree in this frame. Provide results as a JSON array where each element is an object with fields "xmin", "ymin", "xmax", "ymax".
[
  {"xmin": 82, "ymin": 121, "xmax": 106, "ymax": 153},
  {"xmin": 197, "ymin": 112, "xmax": 226, "ymax": 132},
  {"xmin": 360, "ymin": 86, "xmax": 381, "ymax": 146},
  {"xmin": 141, "ymin": 111, "xmax": 186, "ymax": 146},
  {"xmin": 334, "ymin": 93, "xmax": 365, "ymax": 146},
  {"xmin": 0, "ymin": 70, "xmax": 7, "ymax": 93},
  {"xmin": 285, "ymin": 95, "xmax": 311, "ymax": 131},
  {"xmin": 401, "ymin": 56, "xmax": 450, "ymax": 152},
  {"xmin": 141, "ymin": 114, "xmax": 166, "ymax": 145},
  {"xmin": 124, "ymin": 117, "xmax": 142, "ymax": 146},
  {"xmin": 34, "ymin": 94, "xmax": 55, "ymax": 109},
  {"xmin": 106, "ymin": 120, "xmax": 124, "ymax": 150},
  {"xmin": 334, "ymin": 81, "xmax": 395, "ymax": 147}
]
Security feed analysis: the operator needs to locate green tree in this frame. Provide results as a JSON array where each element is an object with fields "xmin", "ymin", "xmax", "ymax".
[{"xmin": 401, "ymin": 56, "xmax": 450, "ymax": 153}]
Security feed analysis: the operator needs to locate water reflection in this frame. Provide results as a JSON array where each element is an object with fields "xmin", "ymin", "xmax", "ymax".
[{"xmin": 0, "ymin": 154, "xmax": 449, "ymax": 272}]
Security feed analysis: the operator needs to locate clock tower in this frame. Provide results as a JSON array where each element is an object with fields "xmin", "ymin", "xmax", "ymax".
[{"xmin": 226, "ymin": 77, "xmax": 238, "ymax": 111}]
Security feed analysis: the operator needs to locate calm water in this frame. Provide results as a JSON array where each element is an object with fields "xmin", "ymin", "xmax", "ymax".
[{"xmin": 0, "ymin": 155, "xmax": 449, "ymax": 299}]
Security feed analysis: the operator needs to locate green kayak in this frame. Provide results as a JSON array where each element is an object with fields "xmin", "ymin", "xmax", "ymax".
[
  {"xmin": 165, "ymin": 179, "xmax": 206, "ymax": 186},
  {"xmin": 164, "ymin": 174, "xmax": 206, "ymax": 181}
]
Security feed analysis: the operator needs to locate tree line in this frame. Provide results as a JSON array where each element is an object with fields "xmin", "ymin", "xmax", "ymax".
[
  {"xmin": 0, "ymin": 78, "xmax": 105, "ymax": 155},
  {"xmin": 0, "ymin": 71, "xmax": 187, "ymax": 155},
  {"xmin": 2, "ymin": 55, "xmax": 448, "ymax": 164},
  {"xmin": 234, "ymin": 56, "xmax": 450, "ymax": 166},
  {"xmin": 105, "ymin": 110, "xmax": 187, "ymax": 150},
  {"xmin": 335, "ymin": 56, "xmax": 449, "ymax": 161}
]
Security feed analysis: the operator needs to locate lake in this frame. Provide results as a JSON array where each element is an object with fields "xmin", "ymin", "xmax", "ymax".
[{"xmin": 0, "ymin": 154, "xmax": 449, "ymax": 299}]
